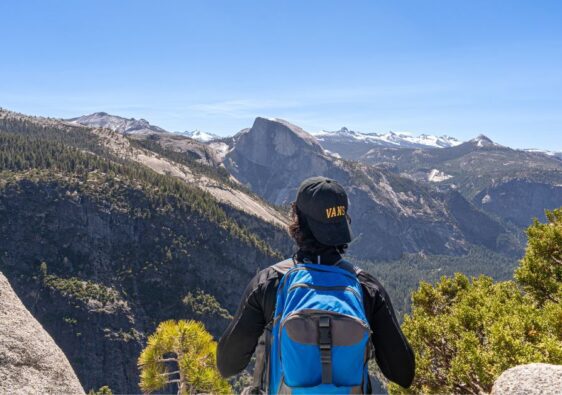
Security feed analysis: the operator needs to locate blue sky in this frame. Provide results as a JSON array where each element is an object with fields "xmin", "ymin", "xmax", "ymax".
[{"xmin": 1, "ymin": 0, "xmax": 562, "ymax": 150}]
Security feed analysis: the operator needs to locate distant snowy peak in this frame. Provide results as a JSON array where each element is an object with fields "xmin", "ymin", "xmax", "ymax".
[
  {"xmin": 177, "ymin": 130, "xmax": 221, "ymax": 142},
  {"xmin": 313, "ymin": 127, "xmax": 462, "ymax": 149},
  {"xmin": 67, "ymin": 112, "xmax": 168, "ymax": 134}
]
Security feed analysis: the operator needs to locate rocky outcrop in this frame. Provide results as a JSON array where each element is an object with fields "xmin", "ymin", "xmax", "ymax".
[
  {"xmin": 491, "ymin": 363, "xmax": 562, "ymax": 395},
  {"xmin": 0, "ymin": 272, "xmax": 84, "ymax": 394}
]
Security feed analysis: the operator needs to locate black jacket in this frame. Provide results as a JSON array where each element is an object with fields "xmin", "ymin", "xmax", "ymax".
[{"xmin": 217, "ymin": 249, "xmax": 415, "ymax": 389}]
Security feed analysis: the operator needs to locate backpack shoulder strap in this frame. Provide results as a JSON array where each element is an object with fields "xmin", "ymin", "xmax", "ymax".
[
  {"xmin": 271, "ymin": 258, "xmax": 295, "ymax": 276},
  {"xmin": 335, "ymin": 259, "xmax": 363, "ymax": 277},
  {"xmin": 272, "ymin": 257, "xmax": 363, "ymax": 277},
  {"xmin": 253, "ymin": 260, "xmax": 295, "ymax": 393}
]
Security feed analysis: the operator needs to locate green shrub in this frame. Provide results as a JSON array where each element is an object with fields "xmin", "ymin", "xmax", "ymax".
[{"xmin": 390, "ymin": 209, "xmax": 562, "ymax": 394}]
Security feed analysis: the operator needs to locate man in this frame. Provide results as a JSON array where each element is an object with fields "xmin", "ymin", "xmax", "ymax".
[{"xmin": 217, "ymin": 176, "xmax": 415, "ymax": 393}]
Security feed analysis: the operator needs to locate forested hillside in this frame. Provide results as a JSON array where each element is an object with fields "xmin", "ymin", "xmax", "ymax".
[{"xmin": 0, "ymin": 114, "xmax": 292, "ymax": 392}]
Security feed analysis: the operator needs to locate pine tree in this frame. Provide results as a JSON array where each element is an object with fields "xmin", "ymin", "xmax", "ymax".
[
  {"xmin": 515, "ymin": 208, "xmax": 562, "ymax": 305},
  {"xmin": 138, "ymin": 320, "xmax": 230, "ymax": 395}
]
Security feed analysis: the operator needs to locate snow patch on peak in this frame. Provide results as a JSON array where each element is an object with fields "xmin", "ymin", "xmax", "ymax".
[
  {"xmin": 178, "ymin": 130, "xmax": 221, "ymax": 142},
  {"xmin": 428, "ymin": 169, "xmax": 453, "ymax": 182},
  {"xmin": 324, "ymin": 149, "xmax": 342, "ymax": 159},
  {"xmin": 524, "ymin": 148, "xmax": 562, "ymax": 158},
  {"xmin": 312, "ymin": 128, "xmax": 461, "ymax": 149}
]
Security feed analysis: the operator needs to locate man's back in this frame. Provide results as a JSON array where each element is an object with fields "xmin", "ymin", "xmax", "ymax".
[{"xmin": 217, "ymin": 254, "xmax": 415, "ymax": 391}]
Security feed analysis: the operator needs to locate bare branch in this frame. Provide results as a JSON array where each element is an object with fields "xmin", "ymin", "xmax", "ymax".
[
  {"xmin": 158, "ymin": 358, "xmax": 178, "ymax": 363},
  {"xmin": 160, "ymin": 370, "xmax": 180, "ymax": 377}
]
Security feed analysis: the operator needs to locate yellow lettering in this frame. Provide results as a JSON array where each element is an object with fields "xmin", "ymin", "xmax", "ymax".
[{"xmin": 326, "ymin": 206, "xmax": 346, "ymax": 219}]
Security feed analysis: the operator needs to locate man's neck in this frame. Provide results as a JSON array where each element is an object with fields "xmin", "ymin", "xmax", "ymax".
[{"xmin": 295, "ymin": 247, "xmax": 343, "ymax": 265}]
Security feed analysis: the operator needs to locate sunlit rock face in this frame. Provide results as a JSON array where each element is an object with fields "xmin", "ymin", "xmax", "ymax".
[{"xmin": 0, "ymin": 272, "xmax": 85, "ymax": 394}]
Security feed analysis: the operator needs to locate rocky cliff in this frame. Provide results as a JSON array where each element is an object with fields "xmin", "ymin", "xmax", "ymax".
[
  {"xmin": 0, "ymin": 272, "xmax": 84, "ymax": 394},
  {"xmin": 224, "ymin": 117, "xmax": 521, "ymax": 260},
  {"xmin": 355, "ymin": 136, "xmax": 562, "ymax": 228},
  {"xmin": 475, "ymin": 179, "xmax": 562, "ymax": 228}
]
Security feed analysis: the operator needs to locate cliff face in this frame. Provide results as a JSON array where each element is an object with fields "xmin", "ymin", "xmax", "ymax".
[
  {"xmin": 224, "ymin": 117, "xmax": 521, "ymax": 260},
  {"xmin": 0, "ymin": 272, "xmax": 84, "ymax": 394},
  {"xmin": 474, "ymin": 180, "xmax": 562, "ymax": 228},
  {"xmin": 225, "ymin": 117, "xmax": 330, "ymax": 205},
  {"xmin": 0, "ymin": 175, "xmax": 287, "ymax": 393}
]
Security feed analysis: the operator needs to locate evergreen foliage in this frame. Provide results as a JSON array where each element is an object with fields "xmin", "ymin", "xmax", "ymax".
[
  {"xmin": 88, "ymin": 385, "xmax": 113, "ymax": 395},
  {"xmin": 515, "ymin": 208, "xmax": 562, "ymax": 305},
  {"xmin": 43, "ymin": 273, "xmax": 122, "ymax": 306},
  {"xmin": 0, "ymin": 114, "xmax": 103, "ymax": 153},
  {"xmin": 0, "ymin": 131, "xmax": 278, "ymax": 257},
  {"xmin": 356, "ymin": 247, "xmax": 517, "ymax": 319},
  {"xmin": 183, "ymin": 290, "xmax": 232, "ymax": 320},
  {"xmin": 138, "ymin": 320, "xmax": 231, "ymax": 395},
  {"xmin": 389, "ymin": 209, "xmax": 562, "ymax": 394}
]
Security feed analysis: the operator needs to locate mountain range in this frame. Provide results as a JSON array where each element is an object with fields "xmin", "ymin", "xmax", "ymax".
[
  {"xmin": 312, "ymin": 127, "xmax": 461, "ymax": 159},
  {"xmin": 1, "ymin": 108, "xmax": 562, "ymax": 392}
]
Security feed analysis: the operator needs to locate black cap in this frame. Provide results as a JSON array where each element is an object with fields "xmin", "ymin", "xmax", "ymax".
[{"xmin": 295, "ymin": 176, "xmax": 352, "ymax": 246}]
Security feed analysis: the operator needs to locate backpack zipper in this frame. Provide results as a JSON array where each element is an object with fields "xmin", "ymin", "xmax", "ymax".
[
  {"xmin": 287, "ymin": 283, "xmax": 362, "ymax": 301},
  {"xmin": 279, "ymin": 265, "xmax": 358, "ymax": 292}
]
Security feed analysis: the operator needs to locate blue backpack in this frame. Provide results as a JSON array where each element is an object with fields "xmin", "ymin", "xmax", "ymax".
[{"xmin": 265, "ymin": 259, "xmax": 372, "ymax": 394}]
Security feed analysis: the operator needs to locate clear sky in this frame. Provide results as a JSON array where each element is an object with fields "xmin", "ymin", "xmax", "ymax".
[{"xmin": 1, "ymin": 0, "xmax": 562, "ymax": 150}]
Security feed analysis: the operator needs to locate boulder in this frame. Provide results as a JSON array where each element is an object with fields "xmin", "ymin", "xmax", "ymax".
[
  {"xmin": 491, "ymin": 363, "xmax": 562, "ymax": 395},
  {"xmin": 0, "ymin": 272, "xmax": 84, "ymax": 394}
]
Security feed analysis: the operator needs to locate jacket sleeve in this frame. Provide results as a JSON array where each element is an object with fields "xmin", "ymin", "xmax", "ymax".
[
  {"xmin": 359, "ymin": 272, "xmax": 416, "ymax": 388},
  {"xmin": 216, "ymin": 272, "xmax": 267, "ymax": 378}
]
